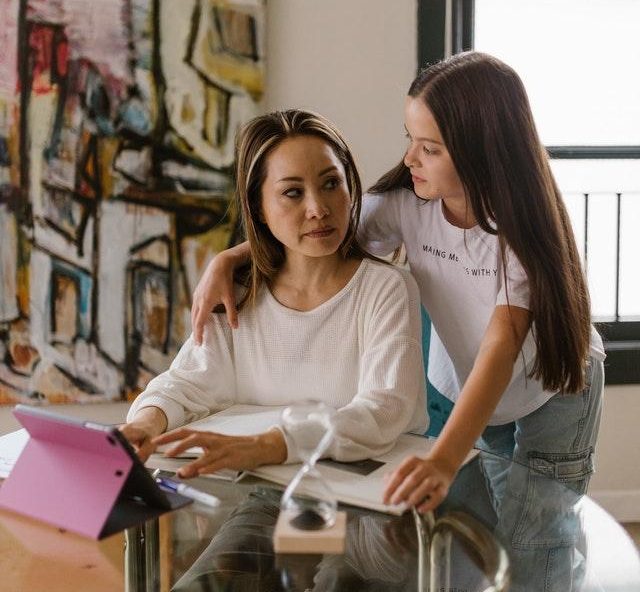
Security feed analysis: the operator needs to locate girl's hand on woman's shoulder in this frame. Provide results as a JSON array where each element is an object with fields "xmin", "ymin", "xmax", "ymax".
[
  {"xmin": 382, "ymin": 453, "xmax": 457, "ymax": 513},
  {"xmin": 191, "ymin": 253, "xmax": 239, "ymax": 344},
  {"xmin": 152, "ymin": 427, "xmax": 287, "ymax": 478}
]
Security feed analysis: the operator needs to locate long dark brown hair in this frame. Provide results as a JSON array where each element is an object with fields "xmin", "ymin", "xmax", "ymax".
[
  {"xmin": 371, "ymin": 52, "xmax": 591, "ymax": 393},
  {"xmin": 235, "ymin": 109, "xmax": 372, "ymax": 309}
]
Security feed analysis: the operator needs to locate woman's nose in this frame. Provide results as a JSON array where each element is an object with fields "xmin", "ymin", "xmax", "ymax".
[{"xmin": 306, "ymin": 194, "xmax": 330, "ymax": 218}]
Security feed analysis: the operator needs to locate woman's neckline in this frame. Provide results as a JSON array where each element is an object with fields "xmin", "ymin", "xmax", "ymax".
[{"xmin": 265, "ymin": 258, "xmax": 367, "ymax": 314}]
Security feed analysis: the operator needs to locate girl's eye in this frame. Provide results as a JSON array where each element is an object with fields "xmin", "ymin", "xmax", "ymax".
[
  {"xmin": 423, "ymin": 146, "xmax": 437, "ymax": 155},
  {"xmin": 283, "ymin": 187, "xmax": 302, "ymax": 198}
]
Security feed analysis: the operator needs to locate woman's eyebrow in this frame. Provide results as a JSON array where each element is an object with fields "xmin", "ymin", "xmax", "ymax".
[
  {"xmin": 318, "ymin": 166, "xmax": 338, "ymax": 176},
  {"xmin": 276, "ymin": 166, "xmax": 338, "ymax": 183}
]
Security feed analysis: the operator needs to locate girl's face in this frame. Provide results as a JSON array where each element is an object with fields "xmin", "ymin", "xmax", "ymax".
[
  {"xmin": 403, "ymin": 96, "xmax": 466, "ymax": 202},
  {"xmin": 260, "ymin": 135, "xmax": 352, "ymax": 261}
]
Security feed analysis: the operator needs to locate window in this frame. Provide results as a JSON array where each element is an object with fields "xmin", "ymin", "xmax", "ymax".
[{"xmin": 419, "ymin": 0, "xmax": 640, "ymax": 383}]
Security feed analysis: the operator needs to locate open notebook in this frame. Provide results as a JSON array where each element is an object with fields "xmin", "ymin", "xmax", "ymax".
[{"xmin": 147, "ymin": 404, "xmax": 478, "ymax": 515}]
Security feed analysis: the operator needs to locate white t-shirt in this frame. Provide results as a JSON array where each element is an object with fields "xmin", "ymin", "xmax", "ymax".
[
  {"xmin": 359, "ymin": 188, "xmax": 605, "ymax": 425},
  {"xmin": 127, "ymin": 259, "xmax": 428, "ymax": 462}
]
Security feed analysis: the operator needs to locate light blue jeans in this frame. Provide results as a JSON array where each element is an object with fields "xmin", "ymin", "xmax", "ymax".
[{"xmin": 476, "ymin": 357, "xmax": 604, "ymax": 591}]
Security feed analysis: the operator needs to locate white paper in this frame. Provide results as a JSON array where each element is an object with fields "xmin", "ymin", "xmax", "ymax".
[
  {"xmin": 0, "ymin": 429, "xmax": 29, "ymax": 478},
  {"xmin": 250, "ymin": 433, "xmax": 447, "ymax": 515}
]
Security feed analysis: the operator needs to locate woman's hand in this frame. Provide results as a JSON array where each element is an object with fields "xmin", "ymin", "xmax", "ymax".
[
  {"xmin": 383, "ymin": 453, "xmax": 457, "ymax": 513},
  {"xmin": 119, "ymin": 407, "xmax": 168, "ymax": 462},
  {"xmin": 152, "ymin": 427, "xmax": 287, "ymax": 478},
  {"xmin": 119, "ymin": 423, "xmax": 158, "ymax": 462}
]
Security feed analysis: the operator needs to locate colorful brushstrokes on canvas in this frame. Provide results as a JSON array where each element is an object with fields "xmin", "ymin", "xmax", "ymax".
[{"xmin": 0, "ymin": 0, "xmax": 265, "ymax": 404}]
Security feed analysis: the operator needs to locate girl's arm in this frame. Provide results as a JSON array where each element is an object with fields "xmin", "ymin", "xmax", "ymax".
[
  {"xmin": 383, "ymin": 304, "xmax": 531, "ymax": 512},
  {"xmin": 191, "ymin": 241, "xmax": 251, "ymax": 343}
]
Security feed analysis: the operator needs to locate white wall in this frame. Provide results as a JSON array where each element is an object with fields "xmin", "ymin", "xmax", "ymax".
[
  {"xmin": 263, "ymin": 0, "xmax": 417, "ymax": 187},
  {"xmin": 590, "ymin": 385, "xmax": 640, "ymax": 521}
]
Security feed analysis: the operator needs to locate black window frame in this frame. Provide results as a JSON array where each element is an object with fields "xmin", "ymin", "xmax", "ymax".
[{"xmin": 418, "ymin": 0, "xmax": 640, "ymax": 384}]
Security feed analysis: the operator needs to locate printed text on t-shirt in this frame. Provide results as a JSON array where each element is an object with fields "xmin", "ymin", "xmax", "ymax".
[
  {"xmin": 422, "ymin": 244, "xmax": 497, "ymax": 276},
  {"xmin": 422, "ymin": 243, "xmax": 459, "ymax": 262}
]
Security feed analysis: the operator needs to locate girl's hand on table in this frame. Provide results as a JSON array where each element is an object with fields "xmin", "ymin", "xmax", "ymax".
[{"xmin": 383, "ymin": 453, "xmax": 457, "ymax": 513}]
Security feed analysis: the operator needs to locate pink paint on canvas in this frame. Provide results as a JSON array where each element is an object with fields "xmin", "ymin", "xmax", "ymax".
[
  {"xmin": 0, "ymin": 0, "xmax": 20, "ymax": 94},
  {"xmin": 28, "ymin": 0, "xmax": 131, "ymax": 83}
]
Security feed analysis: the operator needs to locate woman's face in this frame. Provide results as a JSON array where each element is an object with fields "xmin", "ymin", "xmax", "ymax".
[
  {"xmin": 403, "ymin": 96, "xmax": 466, "ymax": 202},
  {"xmin": 260, "ymin": 135, "xmax": 352, "ymax": 260}
]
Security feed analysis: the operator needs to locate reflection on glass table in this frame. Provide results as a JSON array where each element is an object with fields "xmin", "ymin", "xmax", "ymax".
[
  {"xmin": 146, "ymin": 451, "xmax": 640, "ymax": 592},
  {"xmin": 1, "ymin": 446, "xmax": 639, "ymax": 591}
]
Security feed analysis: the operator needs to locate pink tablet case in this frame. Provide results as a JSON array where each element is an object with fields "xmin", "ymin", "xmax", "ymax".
[{"xmin": 0, "ymin": 406, "xmax": 190, "ymax": 539}]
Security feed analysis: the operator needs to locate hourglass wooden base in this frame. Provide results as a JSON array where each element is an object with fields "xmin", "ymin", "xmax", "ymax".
[{"xmin": 273, "ymin": 510, "xmax": 346, "ymax": 554}]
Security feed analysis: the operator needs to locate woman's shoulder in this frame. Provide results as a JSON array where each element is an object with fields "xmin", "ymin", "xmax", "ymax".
[{"xmin": 360, "ymin": 259, "xmax": 420, "ymax": 300}]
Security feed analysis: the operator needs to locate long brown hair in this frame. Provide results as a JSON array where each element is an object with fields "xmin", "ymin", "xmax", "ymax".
[
  {"xmin": 235, "ymin": 109, "xmax": 371, "ymax": 309},
  {"xmin": 371, "ymin": 52, "xmax": 591, "ymax": 393}
]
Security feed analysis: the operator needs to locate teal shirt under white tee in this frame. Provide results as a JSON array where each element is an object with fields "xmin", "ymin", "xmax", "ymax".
[
  {"xmin": 359, "ymin": 189, "xmax": 605, "ymax": 425},
  {"xmin": 127, "ymin": 259, "xmax": 428, "ymax": 462}
]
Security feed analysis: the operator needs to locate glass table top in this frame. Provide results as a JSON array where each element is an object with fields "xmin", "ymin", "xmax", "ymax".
[{"xmin": 1, "ymin": 449, "xmax": 639, "ymax": 591}]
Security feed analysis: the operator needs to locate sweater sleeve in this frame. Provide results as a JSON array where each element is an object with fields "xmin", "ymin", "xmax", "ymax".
[
  {"xmin": 357, "ymin": 191, "xmax": 405, "ymax": 256},
  {"xmin": 126, "ymin": 314, "xmax": 236, "ymax": 430},
  {"xmin": 321, "ymin": 268, "xmax": 428, "ymax": 462}
]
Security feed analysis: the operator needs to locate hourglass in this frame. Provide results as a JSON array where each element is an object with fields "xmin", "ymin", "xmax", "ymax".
[
  {"xmin": 279, "ymin": 400, "xmax": 338, "ymax": 531},
  {"xmin": 274, "ymin": 400, "xmax": 346, "ymax": 553}
]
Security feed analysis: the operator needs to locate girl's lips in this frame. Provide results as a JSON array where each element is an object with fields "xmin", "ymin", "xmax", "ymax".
[
  {"xmin": 412, "ymin": 175, "xmax": 426, "ymax": 183},
  {"xmin": 304, "ymin": 228, "xmax": 335, "ymax": 238}
]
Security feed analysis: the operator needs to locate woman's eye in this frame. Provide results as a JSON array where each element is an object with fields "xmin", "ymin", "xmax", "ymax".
[
  {"xmin": 423, "ymin": 146, "xmax": 436, "ymax": 155},
  {"xmin": 283, "ymin": 187, "xmax": 302, "ymax": 198},
  {"xmin": 323, "ymin": 177, "xmax": 340, "ymax": 190}
]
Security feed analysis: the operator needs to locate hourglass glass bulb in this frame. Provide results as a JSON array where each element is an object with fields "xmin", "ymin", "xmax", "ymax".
[{"xmin": 279, "ymin": 401, "xmax": 338, "ymax": 530}]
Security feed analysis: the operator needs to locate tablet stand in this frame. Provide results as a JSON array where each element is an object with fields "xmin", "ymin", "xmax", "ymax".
[{"xmin": 0, "ymin": 406, "xmax": 190, "ymax": 539}]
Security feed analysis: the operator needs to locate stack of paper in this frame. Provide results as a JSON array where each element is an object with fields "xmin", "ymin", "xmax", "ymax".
[{"xmin": 0, "ymin": 429, "xmax": 29, "ymax": 479}]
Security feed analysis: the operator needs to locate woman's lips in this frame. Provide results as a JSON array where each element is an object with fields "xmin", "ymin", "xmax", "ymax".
[
  {"xmin": 304, "ymin": 228, "xmax": 335, "ymax": 238},
  {"xmin": 412, "ymin": 175, "xmax": 426, "ymax": 184}
]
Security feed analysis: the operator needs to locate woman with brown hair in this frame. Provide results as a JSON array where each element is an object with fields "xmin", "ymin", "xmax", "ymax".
[{"xmin": 121, "ymin": 109, "xmax": 427, "ymax": 476}]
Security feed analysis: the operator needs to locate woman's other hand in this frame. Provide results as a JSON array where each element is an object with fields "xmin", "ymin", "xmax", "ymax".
[
  {"xmin": 383, "ymin": 453, "xmax": 457, "ymax": 513},
  {"xmin": 152, "ymin": 427, "xmax": 287, "ymax": 478}
]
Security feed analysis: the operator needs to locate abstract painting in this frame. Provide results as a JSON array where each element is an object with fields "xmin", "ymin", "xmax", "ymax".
[{"xmin": 0, "ymin": 0, "xmax": 265, "ymax": 404}]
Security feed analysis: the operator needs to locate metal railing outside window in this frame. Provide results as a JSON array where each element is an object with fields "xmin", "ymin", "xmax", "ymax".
[{"xmin": 548, "ymin": 146, "xmax": 640, "ymax": 384}]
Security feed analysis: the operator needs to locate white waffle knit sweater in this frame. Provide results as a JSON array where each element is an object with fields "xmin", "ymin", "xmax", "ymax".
[{"xmin": 127, "ymin": 259, "xmax": 428, "ymax": 462}]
